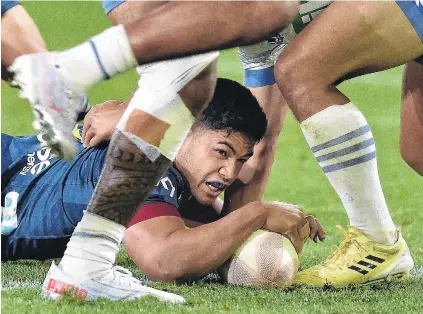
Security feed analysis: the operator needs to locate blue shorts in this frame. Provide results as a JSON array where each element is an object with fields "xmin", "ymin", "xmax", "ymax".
[
  {"xmin": 102, "ymin": 0, "xmax": 125, "ymax": 15},
  {"xmin": 1, "ymin": 201, "xmax": 83, "ymax": 262},
  {"xmin": 2, "ymin": 132, "xmax": 107, "ymax": 261},
  {"xmin": 1, "ymin": 1, "xmax": 19, "ymax": 16},
  {"xmin": 397, "ymin": 1, "xmax": 423, "ymax": 42}
]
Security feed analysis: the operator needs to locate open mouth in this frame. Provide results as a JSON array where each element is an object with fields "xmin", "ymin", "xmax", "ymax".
[{"xmin": 205, "ymin": 181, "xmax": 227, "ymax": 194}]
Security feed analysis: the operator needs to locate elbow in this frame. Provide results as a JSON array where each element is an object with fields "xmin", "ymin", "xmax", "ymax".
[
  {"xmin": 145, "ymin": 269, "xmax": 181, "ymax": 283},
  {"xmin": 139, "ymin": 249, "xmax": 193, "ymax": 282},
  {"xmin": 140, "ymin": 255, "xmax": 185, "ymax": 283}
]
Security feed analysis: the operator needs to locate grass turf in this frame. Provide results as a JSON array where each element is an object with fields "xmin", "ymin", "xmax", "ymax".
[{"xmin": 1, "ymin": 2, "xmax": 422, "ymax": 313}]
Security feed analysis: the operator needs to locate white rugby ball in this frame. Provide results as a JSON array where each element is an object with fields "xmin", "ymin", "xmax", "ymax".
[{"xmin": 219, "ymin": 229, "xmax": 298, "ymax": 288}]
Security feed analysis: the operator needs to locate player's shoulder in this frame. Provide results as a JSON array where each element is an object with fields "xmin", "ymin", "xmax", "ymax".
[
  {"xmin": 145, "ymin": 165, "xmax": 185, "ymax": 208},
  {"xmin": 156, "ymin": 165, "xmax": 185, "ymax": 197},
  {"xmin": 164, "ymin": 166, "xmax": 184, "ymax": 185}
]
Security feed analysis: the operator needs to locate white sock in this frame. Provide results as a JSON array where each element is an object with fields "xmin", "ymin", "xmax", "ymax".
[
  {"xmin": 59, "ymin": 211, "xmax": 125, "ymax": 274},
  {"xmin": 58, "ymin": 25, "xmax": 137, "ymax": 92},
  {"xmin": 300, "ymin": 103, "xmax": 397, "ymax": 244}
]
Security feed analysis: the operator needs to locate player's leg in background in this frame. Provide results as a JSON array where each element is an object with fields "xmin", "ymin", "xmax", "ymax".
[
  {"xmin": 10, "ymin": 1, "xmax": 298, "ymax": 160},
  {"xmin": 105, "ymin": 0, "xmax": 218, "ymax": 119},
  {"xmin": 223, "ymin": 1, "xmax": 333, "ymax": 214},
  {"xmin": 274, "ymin": 1, "xmax": 422, "ymax": 286},
  {"xmin": 276, "ymin": 1, "xmax": 423, "ymax": 244},
  {"xmin": 1, "ymin": 2, "xmax": 46, "ymax": 81},
  {"xmin": 400, "ymin": 60, "xmax": 423, "ymax": 176},
  {"xmin": 223, "ymin": 37, "xmax": 288, "ymax": 213},
  {"xmin": 50, "ymin": 1, "xmax": 299, "ymax": 93},
  {"xmin": 223, "ymin": 85, "xmax": 288, "ymax": 213}
]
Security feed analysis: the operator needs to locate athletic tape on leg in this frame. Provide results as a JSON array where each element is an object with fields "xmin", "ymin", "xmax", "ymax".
[
  {"xmin": 136, "ymin": 51, "xmax": 219, "ymax": 91},
  {"xmin": 117, "ymin": 51, "xmax": 219, "ymax": 161}
]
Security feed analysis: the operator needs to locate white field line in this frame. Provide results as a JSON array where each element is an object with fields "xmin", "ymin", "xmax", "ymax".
[
  {"xmin": 410, "ymin": 266, "xmax": 423, "ymax": 278},
  {"xmin": 1, "ymin": 279, "xmax": 42, "ymax": 290}
]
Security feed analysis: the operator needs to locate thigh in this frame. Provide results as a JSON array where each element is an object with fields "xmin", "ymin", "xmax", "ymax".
[
  {"xmin": 1, "ymin": 147, "xmax": 105, "ymax": 261},
  {"xmin": 106, "ymin": 1, "xmax": 166, "ymax": 25},
  {"xmin": 2, "ymin": 197, "xmax": 74, "ymax": 261},
  {"xmin": 280, "ymin": 1, "xmax": 423, "ymax": 86}
]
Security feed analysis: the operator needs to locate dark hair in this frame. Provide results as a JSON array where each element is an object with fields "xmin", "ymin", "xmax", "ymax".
[{"xmin": 194, "ymin": 78, "xmax": 267, "ymax": 143}]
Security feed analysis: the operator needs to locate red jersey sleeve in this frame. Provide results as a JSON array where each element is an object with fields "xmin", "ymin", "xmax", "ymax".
[{"xmin": 128, "ymin": 202, "xmax": 181, "ymax": 227}]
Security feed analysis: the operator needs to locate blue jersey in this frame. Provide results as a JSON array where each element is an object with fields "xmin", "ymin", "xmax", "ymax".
[{"xmin": 1, "ymin": 126, "xmax": 185, "ymax": 261}]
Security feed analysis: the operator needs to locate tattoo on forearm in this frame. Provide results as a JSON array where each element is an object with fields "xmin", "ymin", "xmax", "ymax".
[{"xmin": 86, "ymin": 129, "xmax": 171, "ymax": 226}]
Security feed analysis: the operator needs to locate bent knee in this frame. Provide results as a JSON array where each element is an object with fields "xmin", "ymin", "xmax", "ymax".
[
  {"xmin": 274, "ymin": 55, "xmax": 310, "ymax": 105},
  {"xmin": 274, "ymin": 45, "xmax": 311, "ymax": 85}
]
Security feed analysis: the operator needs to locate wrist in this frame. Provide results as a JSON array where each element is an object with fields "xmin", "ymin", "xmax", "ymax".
[{"xmin": 243, "ymin": 201, "xmax": 268, "ymax": 230}]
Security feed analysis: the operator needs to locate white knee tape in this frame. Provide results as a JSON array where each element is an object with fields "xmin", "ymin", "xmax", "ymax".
[
  {"xmin": 117, "ymin": 51, "xmax": 219, "ymax": 160},
  {"xmin": 136, "ymin": 51, "xmax": 219, "ymax": 93}
]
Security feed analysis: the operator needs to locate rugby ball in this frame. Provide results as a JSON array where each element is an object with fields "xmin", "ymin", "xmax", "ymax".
[{"xmin": 219, "ymin": 230, "xmax": 298, "ymax": 288}]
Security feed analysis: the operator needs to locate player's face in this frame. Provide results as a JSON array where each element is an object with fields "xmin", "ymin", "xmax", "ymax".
[{"xmin": 175, "ymin": 128, "xmax": 255, "ymax": 205}]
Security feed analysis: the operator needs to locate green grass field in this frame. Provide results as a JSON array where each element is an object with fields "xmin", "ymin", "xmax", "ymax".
[{"xmin": 2, "ymin": 2, "xmax": 422, "ymax": 313}]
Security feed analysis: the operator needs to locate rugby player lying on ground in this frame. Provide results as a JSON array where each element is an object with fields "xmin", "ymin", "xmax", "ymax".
[{"xmin": 1, "ymin": 78, "xmax": 324, "ymax": 292}]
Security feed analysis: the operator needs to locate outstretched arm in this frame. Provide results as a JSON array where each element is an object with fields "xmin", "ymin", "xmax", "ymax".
[{"xmin": 123, "ymin": 200, "xmax": 312, "ymax": 282}]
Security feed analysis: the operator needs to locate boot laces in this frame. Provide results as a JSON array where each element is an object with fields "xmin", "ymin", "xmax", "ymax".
[
  {"xmin": 322, "ymin": 226, "xmax": 361, "ymax": 271},
  {"xmin": 104, "ymin": 265, "xmax": 144, "ymax": 288}
]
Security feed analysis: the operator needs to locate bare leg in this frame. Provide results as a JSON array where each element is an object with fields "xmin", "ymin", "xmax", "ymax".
[
  {"xmin": 85, "ymin": 131, "xmax": 170, "ymax": 225},
  {"xmin": 224, "ymin": 84, "xmax": 288, "ymax": 213},
  {"xmin": 108, "ymin": 1, "xmax": 165, "ymax": 24},
  {"xmin": 275, "ymin": 1, "xmax": 423, "ymax": 245},
  {"xmin": 59, "ymin": 3, "xmax": 218, "ymax": 285},
  {"xmin": 10, "ymin": 1, "xmax": 298, "ymax": 161},
  {"xmin": 400, "ymin": 60, "xmax": 423, "ymax": 176},
  {"xmin": 124, "ymin": 1, "xmax": 298, "ymax": 63},
  {"xmin": 276, "ymin": 1, "xmax": 423, "ymax": 121},
  {"xmin": 85, "ymin": 1, "xmax": 218, "ymax": 224},
  {"xmin": 57, "ymin": 1, "xmax": 298, "ymax": 91},
  {"xmin": 1, "ymin": 4, "xmax": 46, "ymax": 80},
  {"xmin": 87, "ymin": 60, "xmax": 217, "ymax": 225}
]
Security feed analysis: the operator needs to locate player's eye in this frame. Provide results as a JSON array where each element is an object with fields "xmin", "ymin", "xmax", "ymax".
[{"xmin": 215, "ymin": 149, "xmax": 227, "ymax": 157}]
